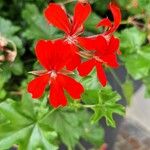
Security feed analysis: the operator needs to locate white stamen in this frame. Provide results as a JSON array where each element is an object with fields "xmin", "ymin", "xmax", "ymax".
[
  {"xmin": 50, "ymin": 70, "xmax": 57, "ymax": 79},
  {"xmin": 65, "ymin": 35, "xmax": 77, "ymax": 44}
]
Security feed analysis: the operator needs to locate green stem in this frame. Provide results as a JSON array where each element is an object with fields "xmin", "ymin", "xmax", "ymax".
[
  {"xmin": 69, "ymin": 102, "xmax": 98, "ymax": 110},
  {"xmin": 82, "ymin": 104, "xmax": 95, "ymax": 108},
  {"xmin": 40, "ymin": 108, "xmax": 56, "ymax": 122}
]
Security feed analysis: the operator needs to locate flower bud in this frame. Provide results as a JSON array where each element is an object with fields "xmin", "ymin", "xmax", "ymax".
[
  {"xmin": 0, "ymin": 55, "xmax": 5, "ymax": 62},
  {"xmin": 5, "ymin": 50, "xmax": 17, "ymax": 62},
  {"xmin": 100, "ymin": 144, "xmax": 107, "ymax": 150},
  {"xmin": 0, "ymin": 35, "xmax": 8, "ymax": 49}
]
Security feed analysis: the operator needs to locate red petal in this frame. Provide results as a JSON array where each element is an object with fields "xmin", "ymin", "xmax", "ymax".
[
  {"xmin": 78, "ymin": 35, "xmax": 107, "ymax": 53},
  {"xmin": 96, "ymin": 3, "xmax": 121, "ymax": 34},
  {"xmin": 96, "ymin": 62, "xmax": 107, "ymax": 86},
  {"xmin": 35, "ymin": 40, "xmax": 53, "ymax": 70},
  {"xmin": 71, "ymin": 2, "xmax": 91, "ymax": 34},
  {"xmin": 66, "ymin": 53, "xmax": 81, "ymax": 71},
  {"xmin": 77, "ymin": 36, "xmax": 96, "ymax": 50},
  {"xmin": 44, "ymin": 3, "xmax": 71, "ymax": 34},
  {"xmin": 49, "ymin": 81, "xmax": 67, "ymax": 108},
  {"xmin": 108, "ymin": 36, "xmax": 120, "ymax": 53},
  {"xmin": 107, "ymin": 3, "xmax": 121, "ymax": 34},
  {"xmin": 65, "ymin": 44, "xmax": 81, "ymax": 71},
  {"xmin": 101, "ymin": 54, "xmax": 119, "ymax": 68},
  {"xmin": 36, "ymin": 40, "xmax": 70, "ymax": 72},
  {"xmin": 95, "ymin": 35, "xmax": 108, "ymax": 54},
  {"xmin": 59, "ymin": 74, "xmax": 84, "ymax": 99},
  {"xmin": 77, "ymin": 59, "xmax": 95, "ymax": 76},
  {"xmin": 53, "ymin": 40, "xmax": 71, "ymax": 71},
  {"xmin": 97, "ymin": 18, "xmax": 112, "ymax": 28},
  {"xmin": 28, "ymin": 74, "xmax": 49, "ymax": 98}
]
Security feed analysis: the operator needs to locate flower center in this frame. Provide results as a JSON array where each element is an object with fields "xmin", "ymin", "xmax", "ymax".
[
  {"xmin": 102, "ymin": 34, "xmax": 111, "ymax": 42},
  {"xmin": 65, "ymin": 35, "xmax": 77, "ymax": 44},
  {"xmin": 49, "ymin": 70, "xmax": 57, "ymax": 79}
]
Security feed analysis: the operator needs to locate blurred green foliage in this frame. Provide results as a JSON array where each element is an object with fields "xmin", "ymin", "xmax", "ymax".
[{"xmin": 0, "ymin": 0, "xmax": 150, "ymax": 149}]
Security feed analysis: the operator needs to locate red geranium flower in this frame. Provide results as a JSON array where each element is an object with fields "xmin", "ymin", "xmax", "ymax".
[
  {"xmin": 77, "ymin": 35, "xmax": 120, "ymax": 86},
  {"xmin": 27, "ymin": 40, "xmax": 84, "ymax": 108},
  {"xmin": 44, "ymin": 2, "xmax": 91, "ymax": 70},
  {"xmin": 77, "ymin": 3, "xmax": 121, "ymax": 86},
  {"xmin": 97, "ymin": 3, "xmax": 121, "ymax": 35},
  {"xmin": 77, "ymin": 3, "xmax": 121, "ymax": 52}
]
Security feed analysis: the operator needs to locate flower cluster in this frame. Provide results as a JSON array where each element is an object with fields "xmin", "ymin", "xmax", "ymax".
[{"xmin": 28, "ymin": 2, "xmax": 121, "ymax": 108}]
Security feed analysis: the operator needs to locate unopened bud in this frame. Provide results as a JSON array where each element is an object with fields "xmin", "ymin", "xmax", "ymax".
[
  {"xmin": 0, "ymin": 55, "xmax": 5, "ymax": 62},
  {"xmin": 5, "ymin": 50, "xmax": 17, "ymax": 62},
  {"xmin": 100, "ymin": 144, "xmax": 107, "ymax": 150},
  {"xmin": 0, "ymin": 35, "xmax": 8, "ymax": 48}
]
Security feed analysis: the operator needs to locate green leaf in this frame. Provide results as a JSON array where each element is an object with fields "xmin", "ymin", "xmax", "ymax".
[
  {"xmin": 118, "ymin": 27, "xmax": 146, "ymax": 55},
  {"xmin": 0, "ymin": 69, "xmax": 11, "ymax": 90},
  {"xmin": 10, "ymin": 59, "xmax": 24, "ymax": 75},
  {"xmin": 78, "ymin": 111, "xmax": 104, "ymax": 147},
  {"xmin": 122, "ymin": 79, "xmax": 134, "ymax": 105},
  {"xmin": 138, "ymin": 45, "xmax": 150, "ymax": 61},
  {"xmin": 117, "ymin": 0, "xmax": 130, "ymax": 7},
  {"xmin": 93, "ymin": 0, "xmax": 110, "ymax": 15},
  {"xmin": 0, "ymin": 17, "xmax": 20, "ymax": 37},
  {"xmin": 138, "ymin": 0, "xmax": 150, "ymax": 14},
  {"xmin": 42, "ymin": 110, "xmax": 81, "ymax": 149},
  {"xmin": 143, "ymin": 77, "xmax": 150, "ymax": 98},
  {"xmin": 0, "ymin": 17, "xmax": 23, "ymax": 54},
  {"xmin": 41, "ymin": 108, "xmax": 104, "ymax": 149},
  {"xmin": 78, "ymin": 72, "xmax": 125, "ymax": 127},
  {"xmin": 91, "ymin": 86, "xmax": 125, "ymax": 127},
  {"xmin": 80, "ymin": 70, "xmax": 100, "ymax": 90},
  {"xmin": 0, "ymin": 89, "xmax": 6, "ymax": 100},
  {"xmin": 119, "ymin": 28, "xmax": 150, "ymax": 80},
  {"xmin": 22, "ymin": 4, "xmax": 62, "ymax": 41},
  {"xmin": 0, "ymin": 94, "xmax": 58, "ymax": 150},
  {"xmin": 85, "ymin": 12, "xmax": 101, "ymax": 33},
  {"xmin": 79, "ymin": 70, "xmax": 100, "ymax": 104},
  {"xmin": 125, "ymin": 55, "xmax": 150, "ymax": 80},
  {"xmin": 82, "ymin": 89, "xmax": 99, "ymax": 105}
]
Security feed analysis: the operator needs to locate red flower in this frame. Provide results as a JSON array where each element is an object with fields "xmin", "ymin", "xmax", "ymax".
[
  {"xmin": 44, "ymin": 2, "xmax": 91, "ymax": 70},
  {"xmin": 77, "ymin": 3, "xmax": 121, "ymax": 49},
  {"xmin": 27, "ymin": 40, "xmax": 84, "ymax": 108},
  {"xmin": 77, "ymin": 3, "xmax": 121, "ymax": 86},
  {"xmin": 97, "ymin": 3, "xmax": 121, "ymax": 35},
  {"xmin": 77, "ymin": 35, "xmax": 120, "ymax": 86}
]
